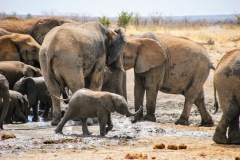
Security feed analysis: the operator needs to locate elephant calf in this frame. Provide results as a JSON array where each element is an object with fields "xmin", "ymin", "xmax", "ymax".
[
  {"xmin": 13, "ymin": 77, "xmax": 51, "ymax": 122},
  {"xmin": 4, "ymin": 90, "xmax": 29, "ymax": 124},
  {"xmin": 54, "ymin": 88, "xmax": 142, "ymax": 136},
  {"xmin": 213, "ymin": 49, "xmax": 240, "ymax": 144}
]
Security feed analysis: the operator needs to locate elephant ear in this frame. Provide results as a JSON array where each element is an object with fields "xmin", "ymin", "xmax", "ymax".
[
  {"xmin": 135, "ymin": 38, "xmax": 167, "ymax": 73},
  {"xmin": 106, "ymin": 27, "xmax": 126, "ymax": 66},
  {"xmin": 99, "ymin": 94, "xmax": 115, "ymax": 112},
  {"xmin": 17, "ymin": 95, "xmax": 24, "ymax": 112},
  {"xmin": 22, "ymin": 77, "xmax": 35, "ymax": 92},
  {"xmin": 32, "ymin": 18, "xmax": 62, "ymax": 44},
  {"xmin": 23, "ymin": 65, "xmax": 42, "ymax": 77}
]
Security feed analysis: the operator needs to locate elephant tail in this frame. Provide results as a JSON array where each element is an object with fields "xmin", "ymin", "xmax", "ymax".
[
  {"xmin": 213, "ymin": 82, "xmax": 218, "ymax": 114},
  {"xmin": 48, "ymin": 93, "xmax": 71, "ymax": 103}
]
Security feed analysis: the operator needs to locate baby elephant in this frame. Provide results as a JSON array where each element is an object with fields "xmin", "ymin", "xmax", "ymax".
[
  {"xmin": 54, "ymin": 88, "xmax": 142, "ymax": 136},
  {"xmin": 4, "ymin": 90, "xmax": 29, "ymax": 124}
]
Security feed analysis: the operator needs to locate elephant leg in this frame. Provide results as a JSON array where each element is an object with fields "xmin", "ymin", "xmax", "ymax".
[
  {"xmin": 32, "ymin": 103, "xmax": 39, "ymax": 122},
  {"xmin": 212, "ymin": 115, "xmax": 230, "ymax": 144},
  {"xmin": 81, "ymin": 118, "xmax": 92, "ymax": 135},
  {"xmin": 213, "ymin": 100, "xmax": 238, "ymax": 144},
  {"xmin": 228, "ymin": 114, "xmax": 240, "ymax": 144},
  {"xmin": 42, "ymin": 99, "xmax": 51, "ymax": 119},
  {"xmin": 175, "ymin": 97, "xmax": 195, "ymax": 126},
  {"xmin": 194, "ymin": 89, "xmax": 214, "ymax": 127},
  {"xmin": 54, "ymin": 112, "xmax": 71, "ymax": 134},
  {"xmin": 143, "ymin": 87, "xmax": 158, "ymax": 122},
  {"xmin": 106, "ymin": 113, "xmax": 113, "ymax": 134},
  {"xmin": 132, "ymin": 74, "xmax": 145, "ymax": 123},
  {"xmin": 15, "ymin": 110, "xmax": 28, "ymax": 123},
  {"xmin": 98, "ymin": 114, "xmax": 108, "ymax": 136},
  {"xmin": 5, "ymin": 106, "xmax": 13, "ymax": 124}
]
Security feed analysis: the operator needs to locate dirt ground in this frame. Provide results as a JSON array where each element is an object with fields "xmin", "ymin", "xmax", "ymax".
[{"xmin": 0, "ymin": 26, "xmax": 240, "ymax": 160}]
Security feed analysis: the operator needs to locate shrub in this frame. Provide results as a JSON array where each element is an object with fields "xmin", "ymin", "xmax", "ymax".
[
  {"xmin": 98, "ymin": 16, "xmax": 110, "ymax": 27},
  {"xmin": 117, "ymin": 11, "xmax": 132, "ymax": 28}
]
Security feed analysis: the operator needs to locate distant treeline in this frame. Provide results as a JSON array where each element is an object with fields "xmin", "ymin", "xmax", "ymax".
[{"xmin": 0, "ymin": 11, "xmax": 239, "ymax": 29}]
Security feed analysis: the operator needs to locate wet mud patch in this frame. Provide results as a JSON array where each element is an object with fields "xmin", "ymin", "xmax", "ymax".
[{"xmin": 0, "ymin": 114, "xmax": 213, "ymax": 158}]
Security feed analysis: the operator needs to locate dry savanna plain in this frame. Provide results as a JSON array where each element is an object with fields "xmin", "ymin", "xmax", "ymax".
[{"xmin": 0, "ymin": 25, "xmax": 240, "ymax": 160}]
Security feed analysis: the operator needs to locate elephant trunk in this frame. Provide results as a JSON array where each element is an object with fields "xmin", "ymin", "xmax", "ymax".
[{"xmin": 125, "ymin": 106, "xmax": 143, "ymax": 117}]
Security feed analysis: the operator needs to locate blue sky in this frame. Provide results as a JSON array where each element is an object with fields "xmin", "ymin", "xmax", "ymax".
[{"xmin": 0, "ymin": 0, "xmax": 239, "ymax": 17}]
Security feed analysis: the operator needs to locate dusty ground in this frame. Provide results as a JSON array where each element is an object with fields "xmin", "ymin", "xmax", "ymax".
[{"xmin": 0, "ymin": 26, "xmax": 240, "ymax": 160}]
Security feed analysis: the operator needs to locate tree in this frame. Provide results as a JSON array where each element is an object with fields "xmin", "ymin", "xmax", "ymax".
[
  {"xmin": 132, "ymin": 13, "xmax": 141, "ymax": 27},
  {"xmin": 235, "ymin": 13, "xmax": 240, "ymax": 26},
  {"xmin": 26, "ymin": 13, "xmax": 33, "ymax": 19},
  {"xmin": 98, "ymin": 16, "xmax": 110, "ymax": 27},
  {"xmin": 149, "ymin": 12, "xmax": 163, "ymax": 26},
  {"xmin": 117, "ymin": 11, "xmax": 132, "ymax": 29}
]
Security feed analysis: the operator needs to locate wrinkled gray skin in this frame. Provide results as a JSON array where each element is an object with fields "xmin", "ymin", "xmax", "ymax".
[
  {"xmin": 0, "ymin": 33, "xmax": 40, "ymax": 67},
  {"xmin": 102, "ymin": 66, "xmax": 127, "ymax": 100},
  {"xmin": 212, "ymin": 49, "xmax": 240, "ymax": 144},
  {"xmin": 13, "ymin": 77, "xmax": 51, "ymax": 122},
  {"xmin": 0, "ymin": 17, "xmax": 74, "ymax": 44},
  {"xmin": 40, "ymin": 22, "xmax": 126, "ymax": 126},
  {"xmin": 0, "ymin": 74, "xmax": 9, "ymax": 129},
  {"xmin": 0, "ymin": 61, "xmax": 42, "ymax": 89},
  {"xmin": 124, "ymin": 32, "xmax": 214, "ymax": 126},
  {"xmin": 4, "ymin": 90, "xmax": 29, "ymax": 124},
  {"xmin": 55, "ymin": 88, "xmax": 142, "ymax": 136}
]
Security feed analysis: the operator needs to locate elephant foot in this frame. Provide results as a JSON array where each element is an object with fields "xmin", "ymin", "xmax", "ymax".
[
  {"xmin": 212, "ymin": 131, "xmax": 229, "ymax": 144},
  {"xmin": 32, "ymin": 116, "xmax": 39, "ymax": 122},
  {"xmin": 175, "ymin": 116, "xmax": 190, "ymax": 126},
  {"xmin": 228, "ymin": 131, "xmax": 240, "ymax": 144},
  {"xmin": 55, "ymin": 128, "xmax": 63, "ymax": 134},
  {"xmin": 83, "ymin": 131, "xmax": 92, "ymax": 135},
  {"xmin": 142, "ymin": 114, "xmax": 156, "ymax": 122},
  {"xmin": 51, "ymin": 112, "xmax": 62, "ymax": 126},
  {"xmin": 199, "ymin": 120, "xmax": 214, "ymax": 127}
]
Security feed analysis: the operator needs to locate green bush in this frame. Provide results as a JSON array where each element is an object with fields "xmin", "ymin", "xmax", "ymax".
[
  {"xmin": 117, "ymin": 11, "xmax": 132, "ymax": 28},
  {"xmin": 98, "ymin": 16, "xmax": 110, "ymax": 27}
]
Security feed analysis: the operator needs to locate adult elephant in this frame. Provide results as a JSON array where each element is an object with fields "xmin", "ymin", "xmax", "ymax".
[
  {"xmin": 124, "ymin": 32, "xmax": 214, "ymax": 126},
  {"xmin": 0, "ymin": 16, "xmax": 74, "ymax": 44},
  {"xmin": 0, "ymin": 33, "xmax": 40, "ymax": 67},
  {"xmin": 212, "ymin": 49, "xmax": 240, "ymax": 144},
  {"xmin": 39, "ymin": 22, "xmax": 126, "ymax": 126},
  {"xmin": 4, "ymin": 90, "xmax": 29, "ymax": 124},
  {"xmin": 0, "ymin": 74, "xmax": 9, "ymax": 129},
  {"xmin": 0, "ymin": 61, "xmax": 42, "ymax": 89}
]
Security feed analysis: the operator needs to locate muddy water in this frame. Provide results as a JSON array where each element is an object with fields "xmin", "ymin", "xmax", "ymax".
[{"xmin": 0, "ymin": 110, "xmax": 215, "ymax": 158}]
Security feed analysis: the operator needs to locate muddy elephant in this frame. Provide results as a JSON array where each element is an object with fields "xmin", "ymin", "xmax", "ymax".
[
  {"xmin": 0, "ymin": 33, "xmax": 40, "ymax": 67},
  {"xmin": 0, "ymin": 28, "xmax": 11, "ymax": 36},
  {"xmin": 54, "ymin": 88, "xmax": 142, "ymax": 136},
  {"xmin": 212, "ymin": 49, "xmax": 240, "ymax": 144},
  {"xmin": 13, "ymin": 77, "xmax": 51, "ymax": 122},
  {"xmin": 0, "ymin": 74, "xmax": 9, "ymax": 129},
  {"xmin": 4, "ymin": 90, "xmax": 29, "ymax": 124},
  {"xmin": 0, "ymin": 17, "xmax": 74, "ymax": 44},
  {"xmin": 0, "ymin": 61, "xmax": 42, "ymax": 89},
  {"xmin": 124, "ymin": 32, "xmax": 214, "ymax": 126},
  {"xmin": 40, "ymin": 22, "xmax": 125, "ymax": 126}
]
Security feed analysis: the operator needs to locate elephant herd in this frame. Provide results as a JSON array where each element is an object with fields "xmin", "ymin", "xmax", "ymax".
[{"xmin": 0, "ymin": 16, "xmax": 239, "ymax": 145}]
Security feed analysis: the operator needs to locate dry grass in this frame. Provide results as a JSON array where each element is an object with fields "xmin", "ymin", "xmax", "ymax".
[{"xmin": 125, "ymin": 24, "xmax": 240, "ymax": 45}]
